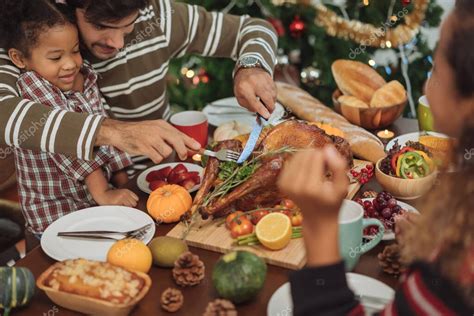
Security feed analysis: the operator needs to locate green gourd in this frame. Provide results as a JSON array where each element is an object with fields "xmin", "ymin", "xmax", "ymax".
[
  {"xmin": 0, "ymin": 267, "xmax": 35, "ymax": 316},
  {"xmin": 212, "ymin": 251, "xmax": 267, "ymax": 304}
]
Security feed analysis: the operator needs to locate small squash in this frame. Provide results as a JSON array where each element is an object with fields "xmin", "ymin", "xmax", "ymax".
[
  {"xmin": 147, "ymin": 184, "xmax": 192, "ymax": 223},
  {"xmin": 212, "ymin": 251, "xmax": 267, "ymax": 304},
  {"xmin": 0, "ymin": 267, "xmax": 35, "ymax": 316}
]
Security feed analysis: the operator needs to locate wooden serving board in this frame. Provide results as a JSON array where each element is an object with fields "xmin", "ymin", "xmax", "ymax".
[{"xmin": 167, "ymin": 159, "xmax": 371, "ymax": 270}]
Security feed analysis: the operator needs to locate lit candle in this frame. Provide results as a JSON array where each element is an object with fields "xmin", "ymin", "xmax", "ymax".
[
  {"xmin": 192, "ymin": 154, "xmax": 202, "ymax": 162},
  {"xmin": 377, "ymin": 129, "xmax": 395, "ymax": 140}
]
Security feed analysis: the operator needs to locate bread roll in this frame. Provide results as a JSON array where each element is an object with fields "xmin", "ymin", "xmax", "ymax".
[
  {"xmin": 276, "ymin": 82, "xmax": 385, "ymax": 163},
  {"xmin": 338, "ymin": 95, "xmax": 370, "ymax": 108},
  {"xmin": 370, "ymin": 81, "xmax": 407, "ymax": 108},
  {"xmin": 332, "ymin": 60, "xmax": 386, "ymax": 103}
]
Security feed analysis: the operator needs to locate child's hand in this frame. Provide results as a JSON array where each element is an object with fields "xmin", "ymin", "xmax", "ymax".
[
  {"xmin": 277, "ymin": 146, "xmax": 349, "ymax": 226},
  {"xmin": 95, "ymin": 189, "xmax": 139, "ymax": 207}
]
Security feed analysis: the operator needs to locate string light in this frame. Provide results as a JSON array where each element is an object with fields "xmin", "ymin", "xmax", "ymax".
[
  {"xmin": 386, "ymin": 41, "xmax": 392, "ymax": 48},
  {"xmin": 368, "ymin": 59, "xmax": 376, "ymax": 67},
  {"xmin": 185, "ymin": 70, "xmax": 195, "ymax": 78},
  {"xmin": 181, "ymin": 67, "xmax": 188, "ymax": 76},
  {"xmin": 363, "ymin": 0, "xmax": 369, "ymax": 6}
]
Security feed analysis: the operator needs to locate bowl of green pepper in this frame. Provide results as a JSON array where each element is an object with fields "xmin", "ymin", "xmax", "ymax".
[{"xmin": 375, "ymin": 143, "xmax": 438, "ymax": 200}]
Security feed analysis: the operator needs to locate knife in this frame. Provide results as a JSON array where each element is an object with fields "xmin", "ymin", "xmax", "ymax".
[{"xmin": 237, "ymin": 114, "xmax": 267, "ymax": 164}]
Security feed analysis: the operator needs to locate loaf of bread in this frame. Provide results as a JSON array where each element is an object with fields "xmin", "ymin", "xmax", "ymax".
[
  {"xmin": 43, "ymin": 259, "xmax": 146, "ymax": 305},
  {"xmin": 338, "ymin": 95, "xmax": 370, "ymax": 108},
  {"xmin": 276, "ymin": 82, "xmax": 386, "ymax": 163},
  {"xmin": 370, "ymin": 81, "xmax": 407, "ymax": 108},
  {"xmin": 332, "ymin": 60, "xmax": 386, "ymax": 103}
]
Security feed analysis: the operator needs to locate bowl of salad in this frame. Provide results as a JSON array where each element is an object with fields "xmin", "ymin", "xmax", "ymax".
[{"xmin": 375, "ymin": 141, "xmax": 438, "ymax": 200}]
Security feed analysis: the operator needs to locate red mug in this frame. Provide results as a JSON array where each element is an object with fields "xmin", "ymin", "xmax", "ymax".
[{"xmin": 170, "ymin": 111, "xmax": 209, "ymax": 148}]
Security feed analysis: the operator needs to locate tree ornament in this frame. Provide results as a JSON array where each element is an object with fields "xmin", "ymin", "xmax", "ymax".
[{"xmin": 289, "ymin": 15, "xmax": 305, "ymax": 38}]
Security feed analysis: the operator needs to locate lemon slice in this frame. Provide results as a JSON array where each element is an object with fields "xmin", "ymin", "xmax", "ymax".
[{"xmin": 255, "ymin": 213, "xmax": 292, "ymax": 250}]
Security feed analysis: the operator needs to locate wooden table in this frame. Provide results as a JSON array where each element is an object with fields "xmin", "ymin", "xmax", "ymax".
[{"xmin": 12, "ymin": 118, "xmax": 419, "ymax": 316}]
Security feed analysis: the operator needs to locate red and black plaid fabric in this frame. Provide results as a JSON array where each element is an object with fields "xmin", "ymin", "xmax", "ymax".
[{"xmin": 14, "ymin": 65, "xmax": 133, "ymax": 233}]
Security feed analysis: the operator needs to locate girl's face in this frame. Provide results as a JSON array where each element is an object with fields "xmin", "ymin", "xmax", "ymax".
[
  {"xmin": 22, "ymin": 24, "xmax": 83, "ymax": 91},
  {"xmin": 426, "ymin": 13, "xmax": 472, "ymax": 138}
]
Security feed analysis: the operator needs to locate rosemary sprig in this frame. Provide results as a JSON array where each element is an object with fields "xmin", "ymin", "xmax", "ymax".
[{"xmin": 202, "ymin": 146, "xmax": 298, "ymax": 207}]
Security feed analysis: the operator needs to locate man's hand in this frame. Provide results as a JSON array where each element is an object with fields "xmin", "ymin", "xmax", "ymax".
[
  {"xmin": 277, "ymin": 146, "xmax": 349, "ymax": 226},
  {"xmin": 97, "ymin": 119, "xmax": 201, "ymax": 163},
  {"xmin": 234, "ymin": 68, "xmax": 277, "ymax": 119},
  {"xmin": 95, "ymin": 189, "xmax": 139, "ymax": 207}
]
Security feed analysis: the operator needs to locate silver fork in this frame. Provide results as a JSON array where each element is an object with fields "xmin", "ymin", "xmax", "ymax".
[
  {"xmin": 57, "ymin": 223, "xmax": 153, "ymax": 239},
  {"xmin": 198, "ymin": 148, "xmax": 240, "ymax": 162}
]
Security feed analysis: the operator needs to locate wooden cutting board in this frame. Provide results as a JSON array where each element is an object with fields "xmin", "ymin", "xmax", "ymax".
[{"xmin": 167, "ymin": 159, "xmax": 370, "ymax": 270}]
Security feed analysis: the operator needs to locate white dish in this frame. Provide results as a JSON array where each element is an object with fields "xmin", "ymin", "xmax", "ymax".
[
  {"xmin": 361, "ymin": 198, "xmax": 419, "ymax": 241},
  {"xmin": 41, "ymin": 206, "xmax": 155, "ymax": 262},
  {"xmin": 386, "ymin": 131, "xmax": 449, "ymax": 151},
  {"xmin": 137, "ymin": 162, "xmax": 203, "ymax": 194},
  {"xmin": 267, "ymin": 274, "xmax": 394, "ymax": 316},
  {"xmin": 203, "ymin": 97, "xmax": 286, "ymax": 127}
]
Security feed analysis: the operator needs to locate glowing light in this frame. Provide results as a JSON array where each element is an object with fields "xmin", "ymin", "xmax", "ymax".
[
  {"xmin": 368, "ymin": 59, "xmax": 376, "ymax": 67},
  {"xmin": 181, "ymin": 67, "xmax": 188, "ymax": 75},
  {"xmin": 185, "ymin": 70, "xmax": 195, "ymax": 78},
  {"xmin": 386, "ymin": 41, "xmax": 392, "ymax": 48}
]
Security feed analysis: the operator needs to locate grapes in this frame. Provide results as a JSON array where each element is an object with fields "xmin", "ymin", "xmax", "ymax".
[
  {"xmin": 369, "ymin": 227, "xmax": 379, "ymax": 235},
  {"xmin": 363, "ymin": 201, "xmax": 372, "ymax": 209},
  {"xmin": 355, "ymin": 198, "xmax": 363, "ymax": 206},
  {"xmin": 387, "ymin": 198, "xmax": 398, "ymax": 208},
  {"xmin": 382, "ymin": 208, "xmax": 392, "ymax": 219},
  {"xmin": 377, "ymin": 200, "xmax": 388, "ymax": 212},
  {"xmin": 392, "ymin": 205, "xmax": 402, "ymax": 214},
  {"xmin": 366, "ymin": 206, "xmax": 375, "ymax": 217}
]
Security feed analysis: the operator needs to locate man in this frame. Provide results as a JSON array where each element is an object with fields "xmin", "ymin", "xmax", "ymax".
[{"xmin": 0, "ymin": 0, "xmax": 278, "ymax": 169}]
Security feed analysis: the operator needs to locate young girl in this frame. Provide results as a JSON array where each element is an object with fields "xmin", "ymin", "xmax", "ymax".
[
  {"xmin": 278, "ymin": 1, "xmax": 473, "ymax": 314},
  {"xmin": 0, "ymin": 0, "xmax": 139, "ymax": 236}
]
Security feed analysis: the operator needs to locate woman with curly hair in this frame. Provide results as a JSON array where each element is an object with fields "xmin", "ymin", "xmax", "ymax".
[{"xmin": 278, "ymin": 0, "xmax": 474, "ymax": 314}]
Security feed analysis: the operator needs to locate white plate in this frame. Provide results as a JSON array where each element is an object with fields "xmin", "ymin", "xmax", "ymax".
[
  {"xmin": 362, "ymin": 198, "xmax": 419, "ymax": 241},
  {"xmin": 386, "ymin": 131, "xmax": 449, "ymax": 151},
  {"xmin": 137, "ymin": 162, "xmax": 204, "ymax": 194},
  {"xmin": 203, "ymin": 97, "xmax": 286, "ymax": 127},
  {"xmin": 41, "ymin": 206, "xmax": 155, "ymax": 262},
  {"xmin": 267, "ymin": 274, "xmax": 394, "ymax": 316}
]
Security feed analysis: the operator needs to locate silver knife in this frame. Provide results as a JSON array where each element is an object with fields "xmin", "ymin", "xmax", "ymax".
[{"xmin": 237, "ymin": 114, "xmax": 267, "ymax": 164}]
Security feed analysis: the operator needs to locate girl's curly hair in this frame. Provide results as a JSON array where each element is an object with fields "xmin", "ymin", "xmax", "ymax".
[{"xmin": 0, "ymin": 0, "xmax": 74, "ymax": 57}]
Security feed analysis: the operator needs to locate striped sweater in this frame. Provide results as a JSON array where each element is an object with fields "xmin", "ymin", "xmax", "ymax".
[
  {"xmin": 290, "ymin": 261, "xmax": 473, "ymax": 316},
  {"xmin": 0, "ymin": 0, "xmax": 277, "ymax": 160}
]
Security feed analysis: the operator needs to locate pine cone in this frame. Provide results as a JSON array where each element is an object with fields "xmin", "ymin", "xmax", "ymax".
[
  {"xmin": 362, "ymin": 190, "xmax": 378, "ymax": 198},
  {"xmin": 378, "ymin": 243, "xmax": 407, "ymax": 277},
  {"xmin": 172, "ymin": 251, "xmax": 205, "ymax": 287},
  {"xmin": 161, "ymin": 288, "xmax": 184, "ymax": 312},
  {"xmin": 203, "ymin": 299, "xmax": 238, "ymax": 316}
]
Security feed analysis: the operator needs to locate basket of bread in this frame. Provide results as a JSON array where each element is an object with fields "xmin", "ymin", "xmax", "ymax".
[{"xmin": 331, "ymin": 60, "xmax": 407, "ymax": 130}]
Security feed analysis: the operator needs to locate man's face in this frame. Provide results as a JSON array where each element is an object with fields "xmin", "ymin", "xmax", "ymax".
[{"xmin": 75, "ymin": 9, "xmax": 139, "ymax": 60}]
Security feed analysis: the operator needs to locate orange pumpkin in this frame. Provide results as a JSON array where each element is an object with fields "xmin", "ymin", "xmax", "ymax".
[{"xmin": 147, "ymin": 185, "xmax": 192, "ymax": 223}]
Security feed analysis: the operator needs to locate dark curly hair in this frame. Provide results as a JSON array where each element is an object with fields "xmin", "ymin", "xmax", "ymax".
[
  {"xmin": 66, "ymin": 0, "xmax": 149, "ymax": 23},
  {"xmin": 0, "ymin": 0, "xmax": 73, "ymax": 57}
]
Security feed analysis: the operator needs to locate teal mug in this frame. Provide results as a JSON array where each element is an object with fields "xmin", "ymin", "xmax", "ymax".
[{"xmin": 339, "ymin": 200, "xmax": 385, "ymax": 271}]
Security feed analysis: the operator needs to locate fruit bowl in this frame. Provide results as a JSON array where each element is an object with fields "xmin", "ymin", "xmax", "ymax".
[
  {"xmin": 375, "ymin": 158, "xmax": 438, "ymax": 200},
  {"xmin": 332, "ymin": 89, "xmax": 406, "ymax": 130}
]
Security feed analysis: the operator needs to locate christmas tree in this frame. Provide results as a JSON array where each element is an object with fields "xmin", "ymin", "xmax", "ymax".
[{"xmin": 168, "ymin": 0, "xmax": 443, "ymax": 117}]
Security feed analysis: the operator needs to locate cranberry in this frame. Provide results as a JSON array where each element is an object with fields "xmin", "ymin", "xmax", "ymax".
[
  {"xmin": 361, "ymin": 168, "xmax": 368, "ymax": 174},
  {"xmin": 354, "ymin": 198, "xmax": 363, "ymax": 206},
  {"xmin": 369, "ymin": 227, "xmax": 379, "ymax": 235},
  {"xmin": 366, "ymin": 164, "xmax": 374, "ymax": 171},
  {"xmin": 353, "ymin": 171, "xmax": 360, "ymax": 178}
]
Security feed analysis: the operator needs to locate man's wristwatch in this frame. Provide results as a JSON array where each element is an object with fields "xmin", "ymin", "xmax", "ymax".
[{"xmin": 237, "ymin": 56, "xmax": 262, "ymax": 70}]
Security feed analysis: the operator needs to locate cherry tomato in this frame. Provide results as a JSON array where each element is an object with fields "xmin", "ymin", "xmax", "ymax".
[
  {"xmin": 280, "ymin": 199, "xmax": 296, "ymax": 209},
  {"xmin": 290, "ymin": 212, "xmax": 303, "ymax": 226},
  {"xmin": 230, "ymin": 218, "xmax": 254, "ymax": 238},
  {"xmin": 225, "ymin": 211, "xmax": 248, "ymax": 230},
  {"xmin": 250, "ymin": 210, "xmax": 270, "ymax": 225}
]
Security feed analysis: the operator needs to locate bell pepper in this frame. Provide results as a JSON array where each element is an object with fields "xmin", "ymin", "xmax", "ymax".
[
  {"xmin": 414, "ymin": 150, "xmax": 434, "ymax": 172},
  {"xmin": 398, "ymin": 152, "xmax": 430, "ymax": 179},
  {"xmin": 391, "ymin": 147, "xmax": 415, "ymax": 172}
]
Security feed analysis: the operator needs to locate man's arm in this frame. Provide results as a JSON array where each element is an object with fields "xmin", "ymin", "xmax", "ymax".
[
  {"xmin": 166, "ymin": 2, "xmax": 278, "ymax": 118},
  {"xmin": 0, "ymin": 50, "xmax": 103, "ymax": 160}
]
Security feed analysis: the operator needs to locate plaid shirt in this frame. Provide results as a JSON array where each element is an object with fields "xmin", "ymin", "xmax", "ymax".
[{"xmin": 14, "ymin": 65, "xmax": 133, "ymax": 233}]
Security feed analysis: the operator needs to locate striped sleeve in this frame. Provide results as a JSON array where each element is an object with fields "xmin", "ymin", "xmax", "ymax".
[
  {"xmin": 167, "ymin": 1, "xmax": 278, "ymax": 77},
  {"xmin": 0, "ymin": 50, "xmax": 104, "ymax": 161}
]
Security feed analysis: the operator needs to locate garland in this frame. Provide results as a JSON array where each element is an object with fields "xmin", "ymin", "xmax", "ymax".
[{"xmin": 273, "ymin": 0, "xmax": 429, "ymax": 48}]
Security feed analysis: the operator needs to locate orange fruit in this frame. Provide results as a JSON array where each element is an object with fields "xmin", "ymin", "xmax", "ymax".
[
  {"xmin": 107, "ymin": 238, "xmax": 153, "ymax": 273},
  {"xmin": 255, "ymin": 213, "xmax": 292, "ymax": 250}
]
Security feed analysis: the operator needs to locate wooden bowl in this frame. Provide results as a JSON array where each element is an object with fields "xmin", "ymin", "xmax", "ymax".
[
  {"xmin": 332, "ymin": 89, "xmax": 406, "ymax": 130},
  {"xmin": 375, "ymin": 158, "xmax": 438, "ymax": 200},
  {"xmin": 37, "ymin": 263, "xmax": 152, "ymax": 316}
]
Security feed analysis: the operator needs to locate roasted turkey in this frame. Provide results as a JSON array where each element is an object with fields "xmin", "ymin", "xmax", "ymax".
[{"xmin": 191, "ymin": 120, "xmax": 353, "ymax": 219}]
